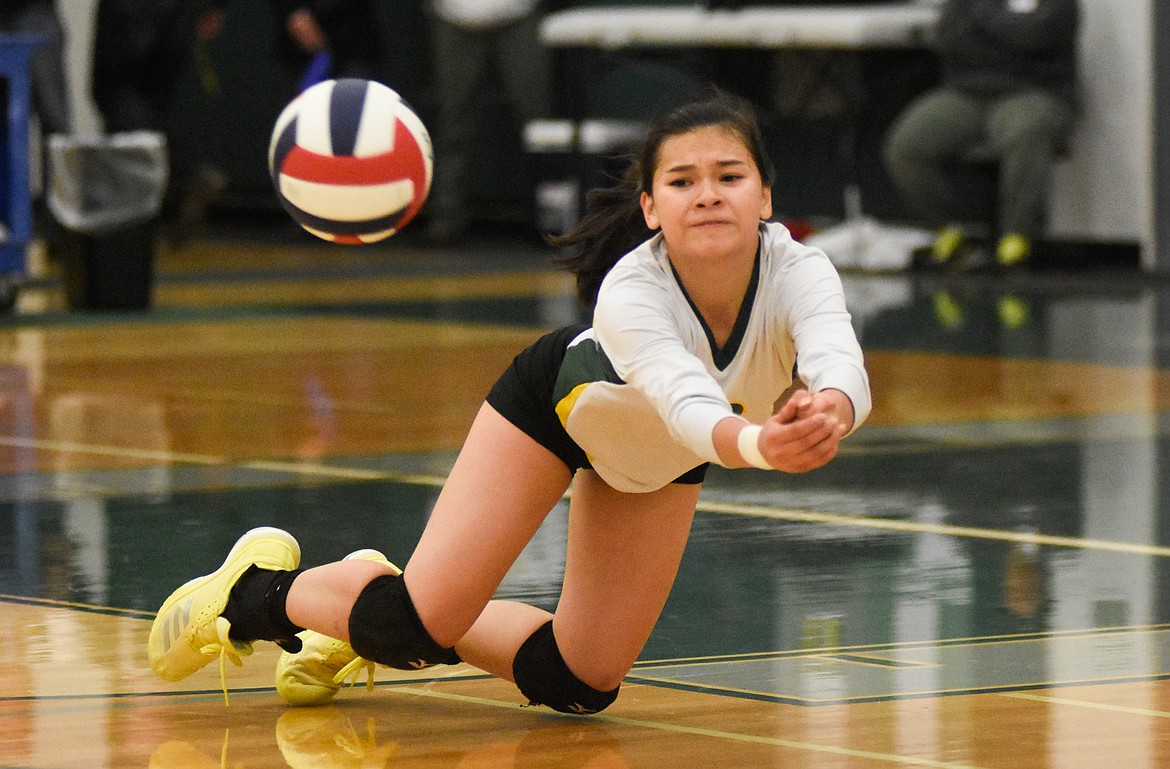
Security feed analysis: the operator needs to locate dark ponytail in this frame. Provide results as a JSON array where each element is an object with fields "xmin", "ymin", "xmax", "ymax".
[
  {"xmin": 549, "ymin": 88, "xmax": 773, "ymax": 308},
  {"xmin": 548, "ymin": 162, "xmax": 650, "ymax": 307}
]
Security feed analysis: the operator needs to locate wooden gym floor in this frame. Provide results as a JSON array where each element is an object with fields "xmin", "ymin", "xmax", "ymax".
[{"xmin": 2, "ymin": 219, "xmax": 1170, "ymax": 769}]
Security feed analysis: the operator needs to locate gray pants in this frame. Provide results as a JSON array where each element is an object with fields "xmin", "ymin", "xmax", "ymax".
[
  {"xmin": 428, "ymin": 13, "xmax": 552, "ymax": 224},
  {"xmin": 882, "ymin": 87, "xmax": 1075, "ymax": 238}
]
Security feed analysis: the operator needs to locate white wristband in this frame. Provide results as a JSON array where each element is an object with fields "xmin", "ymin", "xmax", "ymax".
[{"xmin": 736, "ymin": 424, "xmax": 771, "ymax": 470}]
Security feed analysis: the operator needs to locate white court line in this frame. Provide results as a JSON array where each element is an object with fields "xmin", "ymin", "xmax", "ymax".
[{"xmin": 1001, "ymin": 691, "xmax": 1170, "ymax": 718}]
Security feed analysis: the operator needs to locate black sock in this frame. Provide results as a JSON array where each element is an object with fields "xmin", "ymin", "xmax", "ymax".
[{"xmin": 222, "ymin": 565, "xmax": 306, "ymax": 652}]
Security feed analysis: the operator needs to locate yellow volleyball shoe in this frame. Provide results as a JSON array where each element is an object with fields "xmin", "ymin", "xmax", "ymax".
[
  {"xmin": 275, "ymin": 549, "xmax": 401, "ymax": 707},
  {"xmin": 148, "ymin": 527, "xmax": 301, "ymax": 689},
  {"xmin": 996, "ymin": 233, "xmax": 1032, "ymax": 267}
]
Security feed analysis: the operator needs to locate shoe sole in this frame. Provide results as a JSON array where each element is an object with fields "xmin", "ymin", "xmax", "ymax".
[{"xmin": 149, "ymin": 526, "xmax": 301, "ymax": 681}]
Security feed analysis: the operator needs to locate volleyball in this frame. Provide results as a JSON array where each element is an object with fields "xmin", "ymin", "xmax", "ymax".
[{"xmin": 268, "ymin": 78, "xmax": 433, "ymax": 244}]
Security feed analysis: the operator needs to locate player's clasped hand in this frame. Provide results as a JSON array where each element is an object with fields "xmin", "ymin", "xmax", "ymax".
[{"xmin": 759, "ymin": 389, "xmax": 852, "ymax": 473}]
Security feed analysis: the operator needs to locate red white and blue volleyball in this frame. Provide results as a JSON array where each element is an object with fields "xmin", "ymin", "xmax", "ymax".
[{"xmin": 268, "ymin": 79, "xmax": 433, "ymax": 244}]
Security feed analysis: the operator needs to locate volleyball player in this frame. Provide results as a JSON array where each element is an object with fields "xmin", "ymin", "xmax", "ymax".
[{"xmin": 147, "ymin": 90, "xmax": 871, "ymax": 714}]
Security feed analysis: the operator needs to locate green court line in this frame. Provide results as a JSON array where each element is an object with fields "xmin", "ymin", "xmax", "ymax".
[
  {"xmin": 0, "ymin": 593, "xmax": 155, "ymax": 619},
  {"xmin": 633, "ymin": 624, "xmax": 1170, "ymax": 668},
  {"xmin": 812, "ymin": 652, "xmax": 936, "ymax": 669},
  {"xmin": 2, "ymin": 434, "xmax": 1168, "ymax": 557},
  {"xmin": 625, "ymin": 671, "xmax": 1170, "ymax": 708},
  {"xmin": 622, "ymin": 626, "xmax": 1170, "ymax": 706}
]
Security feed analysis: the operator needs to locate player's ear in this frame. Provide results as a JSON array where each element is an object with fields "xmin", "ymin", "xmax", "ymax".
[{"xmin": 640, "ymin": 191, "xmax": 659, "ymax": 229}]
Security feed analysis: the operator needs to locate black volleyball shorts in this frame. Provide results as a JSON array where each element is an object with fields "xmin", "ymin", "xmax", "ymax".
[{"xmin": 485, "ymin": 324, "xmax": 707, "ymax": 485}]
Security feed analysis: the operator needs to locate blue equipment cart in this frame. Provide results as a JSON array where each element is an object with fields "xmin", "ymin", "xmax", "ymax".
[{"xmin": 0, "ymin": 33, "xmax": 49, "ymax": 311}]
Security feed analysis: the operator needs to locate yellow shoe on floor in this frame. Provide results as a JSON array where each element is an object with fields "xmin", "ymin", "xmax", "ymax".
[
  {"xmin": 275, "ymin": 549, "xmax": 400, "ymax": 707},
  {"xmin": 148, "ymin": 527, "xmax": 301, "ymax": 689},
  {"xmin": 931, "ymin": 226, "xmax": 966, "ymax": 265},
  {"xmin": 996, "ymin": 233, "xmax": 1032, "ymax": 266}
]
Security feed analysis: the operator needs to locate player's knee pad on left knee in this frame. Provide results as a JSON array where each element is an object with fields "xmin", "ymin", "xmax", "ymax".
[
  {"xmin": 512, "ymin": 620, "xmax": 619, "ymax": 715},
  {"xmin": 348, "ymin": 573, "xmax": 460, "ymax": 670}
]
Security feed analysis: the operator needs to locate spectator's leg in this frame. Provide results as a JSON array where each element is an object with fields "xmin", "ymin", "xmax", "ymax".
[{"xmin": 987, "ymin": 90, "xmax": 1075, "ymax": 260}]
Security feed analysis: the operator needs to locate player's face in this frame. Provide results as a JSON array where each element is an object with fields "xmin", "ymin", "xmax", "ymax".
[{"xmin": 640, "ymin": 125, "xmax": 772, "ymax": 266}]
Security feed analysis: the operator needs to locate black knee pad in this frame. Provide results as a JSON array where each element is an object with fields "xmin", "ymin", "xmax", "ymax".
[
  {"xmin": 512, "ymin": 621, "xmax": 619, "ymax": 715},
  {"xmin": 348, "ymin": 573, "xmax": 460, "ymax": 670}
]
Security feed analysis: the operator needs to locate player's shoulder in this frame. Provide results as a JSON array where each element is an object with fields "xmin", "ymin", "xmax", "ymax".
[{"xmin": 601, "ymin": 234, "xmax": 672, "ymax": 291}]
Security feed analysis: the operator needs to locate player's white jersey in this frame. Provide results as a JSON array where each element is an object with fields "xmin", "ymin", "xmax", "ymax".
[{"xmin": 555, "ymin": 221, "xmax": 871, "ymax": 492}]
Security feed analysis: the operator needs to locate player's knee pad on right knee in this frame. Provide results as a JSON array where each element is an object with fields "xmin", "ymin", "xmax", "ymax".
[
  {"xmin": 348, "ymin": 573, "xmax": 460, "ymax": 670},
  {"xmin": 512, "ymin": 620, "xmax": 619, "ymax": 715}
]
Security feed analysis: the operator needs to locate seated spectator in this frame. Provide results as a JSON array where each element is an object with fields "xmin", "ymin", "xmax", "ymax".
[
  {"xmin": 883, "ymin": 0, "xmax": 1080, "ymax": 270},
  {"xmin": 424, "ymin": 0, "xmax": 552, "ymax": 246}
]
